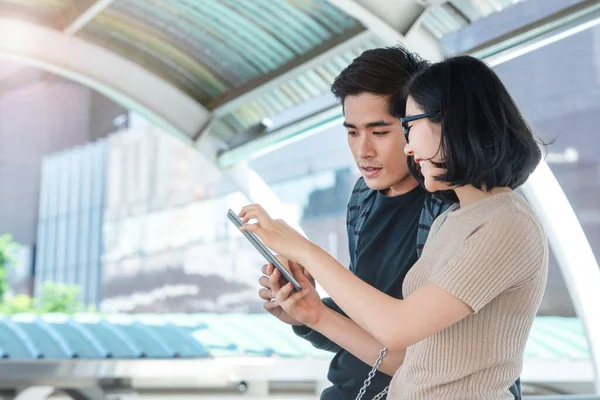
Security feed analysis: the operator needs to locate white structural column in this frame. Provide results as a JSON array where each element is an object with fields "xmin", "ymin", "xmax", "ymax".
[
  {"xmin": 327, "ymin": 0, "xmax": 445, "ymax": 61},
  {"xmin": 0, "ymin": 18, "xmax": 210, "ymax": 144},
  {"xmin": 327, "ymin": 0, "xmax": 407, "ymax": 44},
  {"xmin": 522, "ymin": 161, "xmax": 600, "ymax": 393}
]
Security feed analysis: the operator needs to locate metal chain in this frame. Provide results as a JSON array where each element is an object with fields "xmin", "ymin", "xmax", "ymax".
[
  {"xmin": 372, "ymin": 387, "xmax": 389, "ymax": 400},
  {"xmin": 355, "ymin": 347, "xmax": 388, "ymax": 400}
]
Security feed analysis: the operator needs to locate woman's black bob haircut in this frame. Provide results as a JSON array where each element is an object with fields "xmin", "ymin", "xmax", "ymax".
[{"xmin": 404, "ymin": 55, "xmax": 545, "ymax": 202}]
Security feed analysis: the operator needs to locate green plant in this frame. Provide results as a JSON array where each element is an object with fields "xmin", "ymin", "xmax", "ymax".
[
  {"xmin": 36, "ymin": 282, "xmax": 84, "ymax": 314},
  {"xmin": 0, "ymin": 283, "xmax": 87, "ymax": 316},
  {"xmin": 0, "ymin": 234, "xmax": 18, "ymax": 302},
  {"xmin": 0, "ymin": 294, "xmax": 34, "ymax": 315},
  {"xmin": 0, "ymin": 234, "xmax": 88, "ymax": 316}
]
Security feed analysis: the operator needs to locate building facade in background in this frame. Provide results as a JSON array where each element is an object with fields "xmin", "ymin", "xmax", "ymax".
[
  {"xmin": 0, "ymin": 63, "xmax": 127, "ymax": 297},
  {"xmin": 34, "ymin": 140, "xmax": 106, "ymax": 306}
]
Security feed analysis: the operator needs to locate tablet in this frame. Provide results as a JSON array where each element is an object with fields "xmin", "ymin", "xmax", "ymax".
[{"xmin": 227, "ymin": 209, "xmax": 302, "ymax": 291}]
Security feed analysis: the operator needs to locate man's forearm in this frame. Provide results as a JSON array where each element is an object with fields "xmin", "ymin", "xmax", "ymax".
[
  {"xmin": 311, "ymin": 307, "xmax": 405, "ymax": 376},
  {"xmin": 292, "ymin": 297, "xmax": 342, "ymax": 352}
]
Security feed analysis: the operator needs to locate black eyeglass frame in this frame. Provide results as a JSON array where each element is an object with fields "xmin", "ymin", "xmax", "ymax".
[{"xmin": 401, "ymin": 112, "xmax": 439, "ymax": 143}]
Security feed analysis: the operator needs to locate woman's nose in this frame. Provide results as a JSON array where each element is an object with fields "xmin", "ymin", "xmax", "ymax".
[{"xmin": 404, "ymin": 142, "xmax": 414, "ymax": 156}]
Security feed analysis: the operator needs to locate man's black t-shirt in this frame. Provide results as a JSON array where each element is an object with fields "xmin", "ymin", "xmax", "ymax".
[{"xmin": 321, "ymin": 185, "xmax": 427, "ymax": 399}]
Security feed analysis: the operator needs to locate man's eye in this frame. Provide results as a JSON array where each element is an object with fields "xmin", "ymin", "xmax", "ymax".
[
  {"xmin": 373, "ymin": 131, "xmax": 389, "ymax": 135},
  {"xmin": 347, "ymin": 131, "xmax": 357, "ymax": 136}
]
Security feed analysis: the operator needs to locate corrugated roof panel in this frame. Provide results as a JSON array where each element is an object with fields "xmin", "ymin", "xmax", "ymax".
[
  {"xmin": 227, "ymin": 0, "xmax": 311, "ymax": 54},
  {"xmin": 11, "ymin": 316, "xmax": 74, "ymax": 359},
  {"xmin": 255, "ymin": 314, "xmax": 332, "ymax": 359},
  {"xmin": 43, "ymin": 319, "xmax": 108, "ymax": 358},
  {"xmin": 214, "ymin": 33, "xmax": 388, "ymax": 137},
  {"xmin": 256, "ymin": 97, "xmax": 282, "ymax": 117},
  {"xmin": 142, "ymin": 323, "xmax": 209, "ymax": 358},
  {"xmin": 279, "ymin": 82, "xmax": 305, "ymax": 106},
  {"xmin": 75, "ymin": 0, "xmax": 362, "ymax": 106},
  {"xmin": 523, "ymin": 335, "xmax": 560, "ymax": 359},
  {"xmin": 331, "ymin": 55, "xmax": 352, "ymax": 73},
  {"xmin": 231, "ymin": 106, "xmax": 260, "ymax": 129},
  {"xmin": 421, "ymin": 0, "xmax": 525, "ymax": 40},
  {"xmin": 82, "ymin": 9, "xmax": 229, "ymax": 98},
  {"xmin": 293, "ymin": 75, "xmax": 320, "ymax": 99},
  {"xmin": 203, "ymin": 0, "xmax": 296, "ymax": 60},
  {"xmin": 220, "ymin": 115, "xmax": 245, "ymax": 136},
  {"xmin": 224, "ymin": 314, "xmax": 303, "ymax": 358},
  {"xmin": 0, "ymin": 314, "xmax": 590, "ymax": 361},
  {"xmin": 293, "ymin": 0, "xmax": 358, "ymax": 35},
  {"xmin": 79, "ymin": 320, "xmax": 142, "ymax": 358},
  {"xmin": 453, "ymin": 0, "xmax": 495, "ymax": 20},
  {"xmin": 191, "ymin": 328, "xmax": 238, "ymax": 355},
  {"xmin": 527, "ymin": 317, "xmax": 590, "ymax": 360},
  {"xmin": 305, "ymin": 69, "xmax": 332, "ymax": 93},
  {"xmin": 264, "ymin": 92, "xmax": 288, "ymax": 115},
  {"xmin": 314, "ymin": 65, "xmax": 336, "ymax": 85},
  {"xmin": 0, "ymin": 318, "xmax": 35, "ymax": 359},
  {"xmin": 192, "ymin": 314, "xmax": 274, "ymax": 357},
  {"xmin": 119, "ymin": 0, "xmax": 282, "ymax": 74},
  {"xmin": 270, "ymin": 0, "xmax": 334, "ymax": 42},
  {"xmin": 111, "ymin": 0, "xmax": 259, "ymax": 85},
  {"xmin": 109, "ymin": 320, "xmax": 177, "ymax": 358},
  {"xmin": 287, "ymin": 79, "xmax": 313, "ymax": 103},
  {"xmin": 192, "ymin": 0, "xmax": 295, "ymax": 67}
]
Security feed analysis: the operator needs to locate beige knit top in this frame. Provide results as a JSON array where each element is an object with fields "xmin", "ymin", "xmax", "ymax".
[{"xmin": 388, "ymin": 191, "xmax": 548, "ymax": 399}]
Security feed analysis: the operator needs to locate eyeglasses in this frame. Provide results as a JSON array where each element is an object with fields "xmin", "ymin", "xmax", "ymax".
[{"xmin": 401, "ymin": 112, "xmax": 438, "ymax": 143}]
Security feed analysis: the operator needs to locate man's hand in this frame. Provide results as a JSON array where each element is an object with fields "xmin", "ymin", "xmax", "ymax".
[
  {"xmin": 258, "ymin": 256, "xmax": 316, "ymax": 326},
  {"xmin": 269, "ymin": 259, "xmax": 325, "ymax": 328}
]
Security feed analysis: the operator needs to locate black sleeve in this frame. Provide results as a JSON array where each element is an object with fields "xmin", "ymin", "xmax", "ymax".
[
  {"xmin": 291, "ymin": 297, "xmax": 346, "ymax": 353},
  {"xmin": 509, "ymin": 377, "xmax": 522, "ymax": 400}
]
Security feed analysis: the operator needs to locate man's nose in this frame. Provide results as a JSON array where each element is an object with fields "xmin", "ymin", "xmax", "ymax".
[{"xmin": 357, "ymin": 136, "xmax": 375, "ymax": 159}]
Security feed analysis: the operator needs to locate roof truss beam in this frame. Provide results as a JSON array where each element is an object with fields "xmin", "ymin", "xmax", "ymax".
[{"xmin": 64, "ymin": 0, "xmax": 117, "ymax": 35}]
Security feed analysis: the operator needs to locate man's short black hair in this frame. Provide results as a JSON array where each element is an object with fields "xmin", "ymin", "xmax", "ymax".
[
  {"xmin": 406, "ymin": 55, "xmax": 544, "ymax": 196},
  {"xmin": 331, "ymin": 45, "xmax": 429, "ymax": 118}
]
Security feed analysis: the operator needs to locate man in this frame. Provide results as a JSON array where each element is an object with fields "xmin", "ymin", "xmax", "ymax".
[{"xmin": 258, "ymin": 46, "xmax": 521, "ymax": 399}]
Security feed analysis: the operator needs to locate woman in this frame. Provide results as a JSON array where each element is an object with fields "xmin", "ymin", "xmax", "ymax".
[{"xmin": 239, "ymin": 55, "xmax": 548, "ymax": 399}]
